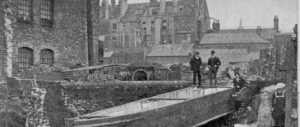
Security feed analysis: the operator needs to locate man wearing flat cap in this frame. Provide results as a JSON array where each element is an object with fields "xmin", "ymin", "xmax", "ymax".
[
  {"xmin": 190, "ymin": 51, "xmax": 202, "ymax": 88},
  {"xmin": 208, "ymin": 50, "xmax": 221, "ymax": 87}
]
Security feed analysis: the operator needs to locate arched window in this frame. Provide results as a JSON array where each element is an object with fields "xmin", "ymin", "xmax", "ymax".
[
  {"xmin": 40, "ymin": 49, "xmax": 54, "ymax": 66},
  {"xmin": 18, "ymin": 47, "xmax": 34, "ymax": 68}
]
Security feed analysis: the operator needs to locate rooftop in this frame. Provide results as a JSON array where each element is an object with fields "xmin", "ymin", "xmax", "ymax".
[
  {"xmin": 200, "ymin": 33, "xmax": 270, "ymax": 45},
  {"xmin": 220, "ymin": 28, "xmax": 277, "ymax": 39},
  {"xmin": 195, "ymin": 49, "xmax": 260, "ymax": 63},
  {"xmin": 147, "ymin": 44, "xmax": 194, "ymax": 57}
]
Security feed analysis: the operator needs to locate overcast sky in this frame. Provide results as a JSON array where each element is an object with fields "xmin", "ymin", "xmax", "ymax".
[{"xmin": 110, "ymin": 0, "xmax": 298, "ymax": 32}]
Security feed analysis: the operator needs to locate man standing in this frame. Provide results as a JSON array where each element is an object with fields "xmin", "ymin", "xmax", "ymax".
[
  {"xmin": 190, "ymin": 52, "xmax": 202, "ymax": 88},
  {"xmin": 208, "ymin": 50, "xmax": 221, "ymax": 87}
]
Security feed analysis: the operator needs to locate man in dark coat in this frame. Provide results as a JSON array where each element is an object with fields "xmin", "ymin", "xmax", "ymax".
[
  {"xmin": 208, "ymin": 50, "xmax": 221, "ymax": 87},
  {"xmin": 190, "ymin": 51, "xmax": 202, "ymax": 87}
]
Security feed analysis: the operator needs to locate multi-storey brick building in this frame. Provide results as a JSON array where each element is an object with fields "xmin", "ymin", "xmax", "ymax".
[
  {"xmin": 0, "ymin": 0, "xmax": 100, "ymax": 78},
  {"xmin": 100, "ymin": 0, "xmax": 211, "ymax": 64}
]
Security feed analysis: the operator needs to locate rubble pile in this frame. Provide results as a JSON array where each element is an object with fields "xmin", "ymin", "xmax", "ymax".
[
  {"xmin": 232, "ymin": 80, "xmax": 279, "ymax": 124},
  {"xmin": 61, "ymin": 82, "xmax": 190, "ymax": 116},
  {"xmin": 0, "ymin": 79, "xmax": 50, "ymax": 127},
  {"xmin": 19, "ymin": 64, "xmax": 65, "ymax": 74},
  {"xmin": 24, "ymin": 86, "xmax": 49, "ymax": 127},
  {"xmin": 259, "ymin": 48, "xmax": 277, "ymax": 80},
  {"xmin": 150, "ymin": 69, "xmax": 168, "ymax": 80},
  {"xmin": 249, "ymin": 48, "xmax": 276, "ymax": 80}
]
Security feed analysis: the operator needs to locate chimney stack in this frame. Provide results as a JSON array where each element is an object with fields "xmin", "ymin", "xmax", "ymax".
[
  {"xmin": 111, "ymin": 0, "xmax": 115, "ymax": 6},
  {"xmin": 173, "ymin": 0, "xmax": 178, "ymax": 12},
  {"xmin": 102, "ymin": 0, "xmax": 109, "ymax": 20},
  {"xmin": 120, "ymin": 0, "xmax": 128, "ymax": 17},
  {"xmin": 212, "ymin": 20, "xmax": 220, "ymax": 32},
  {"xmin": 256, "ymin": 26, "xmax": 262, "ymax": 36},
  {"xmin": 274, "ymin": 15, "xmax": 279, "ymax": 32}
]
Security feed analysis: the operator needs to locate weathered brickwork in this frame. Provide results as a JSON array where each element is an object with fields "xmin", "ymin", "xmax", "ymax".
[
  {"xmin": 100, "ymin": 0, "xmax": 210, "ymax": 64},
  {"xmin": 1, "ymin": 0, "xmax": 100, "ymax": 76},
  {"xmin": 274, "ymin": 33, "xmax": 292, "ymax": 80},
  {"xmin": 0, "ymin": 1, "xmax": 6, "ymax": 80}
]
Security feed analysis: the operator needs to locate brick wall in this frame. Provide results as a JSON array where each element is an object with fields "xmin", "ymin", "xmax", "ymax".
[
  {"xmin": 274, "ymin": 34, "xmax": 292, "ymax": 80},
  {"xmin": 5, "ymin": 0, "xmax": 100, "ymax": 75},
  {"xmin": 0, "ymin": 1, "xmax": 6, "ymax": 80}
]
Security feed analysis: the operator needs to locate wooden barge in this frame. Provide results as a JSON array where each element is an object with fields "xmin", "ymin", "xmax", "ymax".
[{"xmin": 65, "ymin": 86, "xmax": 234, "ymax": 127}]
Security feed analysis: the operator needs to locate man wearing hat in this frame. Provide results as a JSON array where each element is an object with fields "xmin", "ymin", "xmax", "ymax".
[
  {"xmin": 190, "ymin": 51, "xmax": 202, "ymax": 87},
  {"xmin": 208, "ymin": 50, "xmax": 221, "ymax": 87}
]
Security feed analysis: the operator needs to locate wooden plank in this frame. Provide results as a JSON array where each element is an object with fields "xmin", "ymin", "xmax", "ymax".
[
  {"xmin": 64, "ymin": 64, "xmax": 129, "ymax": 72},
  {"xmin": 148, "ymin": 98, "xmax": 189, "ymax": 101}
]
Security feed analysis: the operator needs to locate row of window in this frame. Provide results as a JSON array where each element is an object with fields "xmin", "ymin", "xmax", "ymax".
[
  {"xmin": 18, "ymin": 47, "xmax": 55, "ymax": 68},
  {"xmin": 18, "ymin": 0, "xmax": 54, "ymax": 26}
]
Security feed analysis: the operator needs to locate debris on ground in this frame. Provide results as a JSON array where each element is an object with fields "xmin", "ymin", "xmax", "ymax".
[{"xmin": 233, "ymin": 82, "xmax": 286, "ymax": 127}]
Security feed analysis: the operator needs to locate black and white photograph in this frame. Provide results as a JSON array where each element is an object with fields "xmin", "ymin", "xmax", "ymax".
[{"xmin": 0, "ymin": 0, "xmax": 298, "ymax": 126}]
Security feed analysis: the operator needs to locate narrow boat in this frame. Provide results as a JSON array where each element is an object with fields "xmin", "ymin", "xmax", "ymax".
[{"xmin": 65, "ymin": 86, "xmax": 235, "ymax": 127}]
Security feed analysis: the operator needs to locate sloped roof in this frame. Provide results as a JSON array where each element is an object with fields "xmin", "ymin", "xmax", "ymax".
[
  {"xmin": 220, "ymin": 28, "xmax": 277, "ymax": 39},
  {"xmin": 195, "ymin": 49, "xmax": 260, "ymax": 63},
  {"xmin": 121, "ymin": 3, "xmax": 147, "ymax": 22},
  {"xmin": 200, "ymin": 33, "xmax": 270, "ymax": 44},
  {"xmin": 197, "ymin": 49, "xmax": 248, "ymax": 54},
  {"xmin": 147, "ymin": 44, "xmax": 194, "ymax": 57}
]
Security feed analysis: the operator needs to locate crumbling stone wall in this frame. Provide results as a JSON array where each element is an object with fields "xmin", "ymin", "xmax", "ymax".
[
  {"xmin": 3, "ymin": 78, "xmax": 191, "ymax": 127},
  {"xmin": 259, "ymin": 47, "xmax": 276, "ymax": 80},
  {"xmin": 274, "ymin": 34, "xmax": 291, "ymax": 80},
  {"xmin": 4, "ymin": 0, "xmax": 100, "ymax": 75}
]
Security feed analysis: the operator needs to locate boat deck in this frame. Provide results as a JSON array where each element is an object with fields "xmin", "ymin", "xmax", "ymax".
[
  {"xmin": 66, "ymin": 83, "xmax": 235, "ymax": 127},
  {"xmin": 80, "ymin": 86, "xmax": 231, "ymax": 119}
]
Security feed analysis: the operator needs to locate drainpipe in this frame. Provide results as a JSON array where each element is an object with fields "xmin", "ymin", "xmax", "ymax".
[{"xmin": 87, "ymin": 0, "xmax": 94, "ymax": 66}]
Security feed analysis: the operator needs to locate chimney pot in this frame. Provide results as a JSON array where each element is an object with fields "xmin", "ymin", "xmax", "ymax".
[
  {"xmin": 274, "ymin": 15, "xmax": 279, "ymax": 32},
  {"xmin": 256, "ymin": 26, "xmax": 262, "ymax": 36},
  {"xmin": 212, "ymin": 20, "xmax": 220, "ymax": 32}
]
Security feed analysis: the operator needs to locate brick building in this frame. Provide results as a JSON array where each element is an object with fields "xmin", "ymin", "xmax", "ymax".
[
  {"xmin": 100, "ymin": 0, "xmax": 211, "ymax": 64},
  {"xmin": 197, "ymin": 33, "xmax": 271, "ymax": 52},
  {"xmin": 147, "ymin": 44, "xmax": 194, "ymax": 65},
  {"xmin": 0, "ymin": 0, "xmax": 100, "ymax": 78},
  {"xmin": 220, "ymin": 16, "xmax": 280, "ymax": 41}
]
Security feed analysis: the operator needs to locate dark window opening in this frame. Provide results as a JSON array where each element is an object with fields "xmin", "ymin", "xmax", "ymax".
[
  {"xmin": 179, "ymin": 7, "xmax": 183, "ymax": 11},
  {"xmin": 40, "ymin": 49, "xmax": 54, "ymax": 66},
  {"xmin": 18, "ymin": 0, "xmax": 33, "ymax": 23},
  {"xmin": 112, "ymin": 23, "xmax": 117, "ymax": 30},
  {"xmin": 40, "ymin": 0, "xmax": 54, "ymax": 27},
  {"xmin": 152, "ymin": 10, "xmax": 158, "ymax": 15},
  {"xmin": 141, "ymin": 21, "xmax": 146, "ymax": 26},
  {"xmin": 132, "ymin": 70, "xmax": 148, "ymax": 81},
  {"xmin": 18, "ymin": 47, "xmax": 34, "ymax": 69},
  {"xmin": 112, "ymin": 37, "xmax": 117, "ymax": 41}
]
